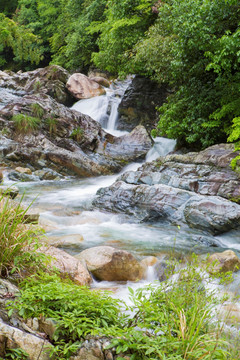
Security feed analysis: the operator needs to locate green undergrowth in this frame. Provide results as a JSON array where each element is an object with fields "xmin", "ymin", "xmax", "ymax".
[
  {"xmin": 227, "ymin": 117, "xmax": 240, "ymax": 174},
  {"xmin": 9, "ymin": 256, "xmax": 240, "ymax": 359},
  {"xmin": 0, "ymin": 348, "xmax": 29, "ymax": 360},
  {"xmin": 0, "ymin": 193, "xmax": 49, "ymax": 278},
  {"xmin": 12, "ymin": 114, "xmax": 41, "ymax": 134}
]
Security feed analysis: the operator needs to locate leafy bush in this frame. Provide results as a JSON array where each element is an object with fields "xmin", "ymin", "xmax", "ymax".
[
  {"xmin": 10, "ymin": 256, "xmax": 238, "ymax": 359},
  {"xmin": 106, "ymin": 259, "xmax": 230, "ymax": 360},
  {"xmin": 227, "ymin": 117, "xmax": 240, "ymax": 172},
  {"xmin": 135, "ymin": 0, "xmax": 240, "ymax": 149},
  {"xmin": 0, "ymin": 12, "xmax": 43, "ymax": 68},
  {"xmin": 90, "ymin": 0, "xmax": 156, "ymax": 75},
  {"xmin": 12, "ymin": 114, "xmax": 40, "ymax": 133},
  {"xmin": 0, "ymin": 193, "xmax": 48, "ymax": 277},
  {"xmin": 12, "ymin": 273, "xmax": 122, "ymax": 358},
  {"xmin": 0, "ymin": 348, "xmax": 29, "ymax": 360}
]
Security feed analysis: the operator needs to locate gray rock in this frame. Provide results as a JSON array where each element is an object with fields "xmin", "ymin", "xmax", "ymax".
[
  {"xmin": 93, "ymin": 181, "xmax": 240, "ymax": 234},
  {"xmin": 120, "ymin": 144, "xmax": 240, "ymax": 201},
  {"xmin": 0, "ymin": 65, "xmax": 73, "ymax": 106},
  {"xmin": 118, "ymin": 75, "xmax": 168, "ymax": 132},
  {"xmin": 96, "ymin": 125, "xmax": 152, "ymax": 162},
  {"xmin": 0, "ymin": 185, "xmax": 19, "ymax": 198},
  {"xmin": 34, "ymin": 168, "xmax": 62, "ymax": 180},
  {"xmin": 8, "ymin": 170, "xmax": 36, "ymax": 182},
  {"xmin": 0, "ymin": 93, "xmax": 151, "ymax": 177}
]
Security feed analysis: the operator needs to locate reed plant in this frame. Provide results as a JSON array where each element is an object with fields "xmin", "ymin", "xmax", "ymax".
[
  {"xmin": 0, "ymin": 193, "xmax": 47, "ymax": 278},
  {"xmin": 12, "ymin": 114, "xmax": 40, "ymax": 134}
]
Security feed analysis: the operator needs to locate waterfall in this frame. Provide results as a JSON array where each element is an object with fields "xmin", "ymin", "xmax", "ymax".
[
  {"xmin": 145, "ymin": 137, "xmax": 176, "ymax": 161},
  {"xmin": 71, "ymin": 77, "xmax": 132, "ymax": 132}
]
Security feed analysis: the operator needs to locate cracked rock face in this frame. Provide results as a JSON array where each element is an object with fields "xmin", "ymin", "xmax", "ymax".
[
  {"xmin": 0, "ymin": 91, "xmax": 152, "ymax": 178},
  {"xmin": 0, "ymin": 318, "xmax": 53, "ymax": 360},
  {"xmin": 93, "ymin": 144, "xmax": 240, "ymax": 234},
  {"xmin": 0, "ymin": 65, "xmax": 73, "ymax": 106}
]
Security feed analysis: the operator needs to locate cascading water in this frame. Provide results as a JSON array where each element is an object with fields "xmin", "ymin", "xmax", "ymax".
[
  {"xmin": 5, "ymin": 77, "xmax": 240, "ymax": 302},
  {"xmin": 71, "ymin": 77, "xmax": 132, "ymax": 135}
]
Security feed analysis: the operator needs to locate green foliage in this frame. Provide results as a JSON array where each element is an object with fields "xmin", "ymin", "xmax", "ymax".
[
  {"xmin": 12, "ymin": 273, "xmax": 122, "ymax": 358},
  {"xmin": 0, "ymin": 193, "xmax": 48, "ymax": 278},
  {"xmin": 0, "ymin": 12, "xmax": 43, "ymax": 68},
  {"xmin": 0, "ymin": 0, "xmax": 18, "ymax": 18},
  {"xmin": 105, "ymin": 258, "xmax": 229, "ymax": 360},
  {"xmin": 10, "ymin": 255, "xmax": 238, "ymax": 359},
  {"xmin": 46, "ymin": 117, "xmax": 58, "ymax": 136},
  {"xmin": 51, "ymin": 0, "xmax": 107, "ymax": 70},
  {"xmin": 90, "ymin": 0, "xmax": 156, "ymax": 75},
  {"xmin": 16, "ymin": 0, "xmax": 106, "ymax": 71},
  {"xmin": 16, "ymin": 0, "xmax": 65, "ymax": 63},
  {"xmin": 30, "ymin": 103, "xmax": 44, "ymax": 118},
  {"xmin": 12, "ymin": 114, "xmax": 40, "ymax": 133},
  {"xmin": 33, "ymin": 80, "xmax": 42, "ymax": 91},
  {"xmin": 0, "ymin": 347, "xmax": 29, "ymax": 360},
  {"xmin": 135, "ymin": 0, "xmax": 240, "ymax": 148},
  {"xmin": 227, "ymin": 117, "xmax": 240, "ymax": 172},
  {"xmin": 70, "ymin": 127, "xmax": 83, "ymax": 142}
]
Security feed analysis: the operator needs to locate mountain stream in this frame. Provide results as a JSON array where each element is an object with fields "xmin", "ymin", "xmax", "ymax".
[{"xmin": 4, "ymin": 79, "xmax": 240, "ymax": 299}]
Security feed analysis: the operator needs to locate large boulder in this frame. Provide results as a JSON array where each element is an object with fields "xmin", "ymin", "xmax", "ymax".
[
  {"xmin": 0, "ymin": 318, "xmax": 52, "ymax": 360},
  {"xmin": 0, "ymin": 94, "xmax": 152, "ymax": 177},
  {"xmin": 118, "ymin": 75, "xmax": 168, "ymax": 132},
  {"xmin": 91, "ymin": 143, "xmax": 239, "ymax": 234},
  {"xmin": 76, "ymin": 246, "xmax": 143, "ymax": 281},
  {"xmin": 0, "ymin": 65, "xmax": 73, "ymax": 106},
  {"xmin": 119, "ymin": 144, "xmax": 240, "ymax": 201},
  {"xmin": 207, "ymin": 250, "xmax": 240, "ymax": 274},
  {"xmin": 93, "ymin": 181, "xmax": 240, "ymax": 234},
  {"xmin": 96, "ymin": 125, "xmax": 152, "ymax": 161},
  {"xmin": 66, "ymin": 73, "xmax": 106, "ymax": 99},
  {"xmin": 39, "ymin": 245, "xmax": 92, "ymax": 285}
]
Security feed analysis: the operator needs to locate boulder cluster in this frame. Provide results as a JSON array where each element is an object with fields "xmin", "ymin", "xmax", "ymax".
[{"xmin": 0, "ymin": 65, "xmax": 152, "ymax": 180}]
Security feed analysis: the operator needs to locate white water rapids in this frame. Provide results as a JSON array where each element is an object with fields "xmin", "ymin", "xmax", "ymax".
[{"xmin": 4, "ymin": 78, "xmax": 240, "ymax": 299}]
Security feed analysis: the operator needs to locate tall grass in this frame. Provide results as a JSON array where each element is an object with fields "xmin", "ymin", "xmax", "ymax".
[
  {"xmin": 0, "ymin": 193, "xmax": 47, "ymax": 278},
  {"xmin": 12, "ymin": 114, "xmax": 40, "ymax": 133}
]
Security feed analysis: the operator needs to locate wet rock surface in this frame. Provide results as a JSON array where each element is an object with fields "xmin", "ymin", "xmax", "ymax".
[
  {"xmin": 118, "ymin": 75, "xmax": 168, "ymax": 132},
  {"xmin": 119, "ymin": 144, "xmax": 240, "ymax": 200},
  {"xmin": 0, "ymin": 83, "xmax": 152, "ymax": 178},
  {"xmin": 93, "ymin": 144, "xmax": 240, "ymax": 234}
]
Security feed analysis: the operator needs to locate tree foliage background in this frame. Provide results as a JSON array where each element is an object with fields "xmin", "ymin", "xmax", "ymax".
[{"xmin": 0, "ymin": 0, "xmax": 239, "ymax": 149}]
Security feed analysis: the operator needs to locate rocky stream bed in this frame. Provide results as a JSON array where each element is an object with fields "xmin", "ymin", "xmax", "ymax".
[{"xmin": 0, "ymin": 65, "xmax": 240, "ymax": 359}]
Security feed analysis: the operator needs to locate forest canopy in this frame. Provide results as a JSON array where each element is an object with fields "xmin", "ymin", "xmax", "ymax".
[{"xmin": 0, "ymin": 0, "xmax": 239, "ymax": 149}]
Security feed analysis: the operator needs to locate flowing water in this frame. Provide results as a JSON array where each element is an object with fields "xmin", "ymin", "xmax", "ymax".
[
  {"xmin": 72, "ymin": 77, "xmax": 131, "ymax": 136},
  {"xmin": 3, "ymin": 79, "xmax": 240, "ymax": 298}
]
